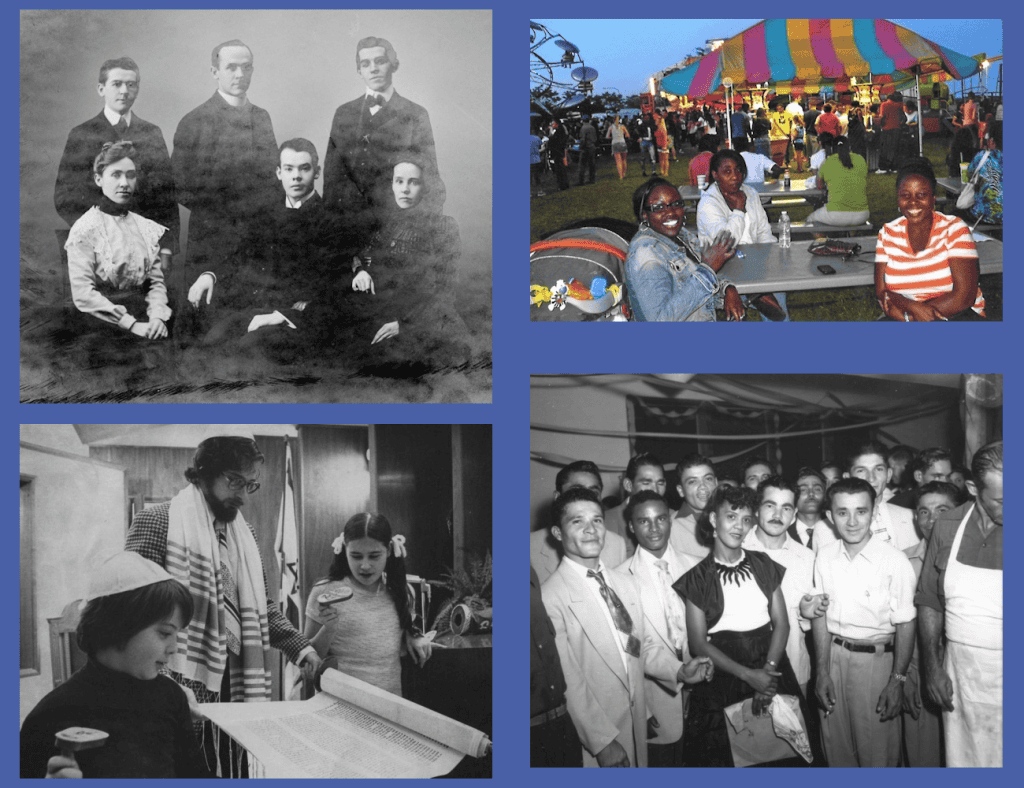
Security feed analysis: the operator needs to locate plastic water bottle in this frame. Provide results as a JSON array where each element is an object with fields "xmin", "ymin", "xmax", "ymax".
[
  {"xmin": 783, "ymin": 168, "xmax": 791, "ymax": 189},
  {"xmin": 778, "ymin": 211, "xmax": 791, "ymax": 249}
]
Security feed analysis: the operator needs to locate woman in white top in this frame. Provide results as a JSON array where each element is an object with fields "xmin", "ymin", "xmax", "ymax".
[
  {"xmin": 606, "ymin": 116, "xmax": 630, "ymax": 179},
  {"xmin": 696, "ymin": 150, "xmax": 789, "ymax": 320},
  {"xmin": 65, "ymin": 140, "xmax": 172, "ymax": 340}
]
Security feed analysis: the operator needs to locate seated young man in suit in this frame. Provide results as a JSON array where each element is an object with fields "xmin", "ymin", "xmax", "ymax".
[
  {"xmin": 541, "ymin": 488, "xmax": 710, "ymax": 767},
  {"xmin": 54, "ymin": 57, "xmax": 178, "ymax": 241},
  {"xmin": 194, "ymin": 138, "xmax": 366, "ymax": 355}
]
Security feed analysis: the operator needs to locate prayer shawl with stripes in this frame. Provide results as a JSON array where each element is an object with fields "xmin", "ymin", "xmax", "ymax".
[{"xmin": 166, "ymin": 484, "xmax": 273, "ymax": 701}]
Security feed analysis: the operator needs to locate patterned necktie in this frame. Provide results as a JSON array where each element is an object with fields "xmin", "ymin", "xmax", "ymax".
[
  {"xmin": 587, "ymin": 570, "xmax": 641, "ymax": 658},
  {"xmin": 655, "ymin": 559, "xmax": 688, "ymax": 660},
  {"xmin": 216, "ymin": 523, "xmax": 242, "ymax": 656}
]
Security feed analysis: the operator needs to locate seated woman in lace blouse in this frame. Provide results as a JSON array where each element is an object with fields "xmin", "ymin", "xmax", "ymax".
[{"xmin": 65, "ymin": 141, "xmax": 172, "ymax": 339}]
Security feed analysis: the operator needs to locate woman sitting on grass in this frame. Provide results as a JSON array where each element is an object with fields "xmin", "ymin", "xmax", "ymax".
[{"xmin": 875, "ymin": 157, "xmax": 985, "ymax": 321}]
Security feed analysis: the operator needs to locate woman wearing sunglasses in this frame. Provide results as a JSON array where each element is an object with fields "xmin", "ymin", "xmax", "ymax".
[{"xmin": 624, "ymin": 177, "xmax": 744, "ymax": 321}]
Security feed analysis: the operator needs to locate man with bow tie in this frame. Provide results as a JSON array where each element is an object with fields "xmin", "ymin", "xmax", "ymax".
[{"xmin": 323, "ymin": 36, "xmax": 441, "ymax": 241}]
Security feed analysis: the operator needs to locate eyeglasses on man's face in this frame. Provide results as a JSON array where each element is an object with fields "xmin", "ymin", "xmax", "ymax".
[{"xmin": 220, "ymin": 472, "xmax": 260, "ymax": 494}]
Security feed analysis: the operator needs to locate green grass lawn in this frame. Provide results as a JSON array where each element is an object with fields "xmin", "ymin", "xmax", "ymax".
[{"xmin": 531, "ymin": 138, "xmax": 1001, "ymax": 321}]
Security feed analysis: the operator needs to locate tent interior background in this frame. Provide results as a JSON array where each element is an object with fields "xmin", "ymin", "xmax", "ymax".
[
  {"xmin": 20, "ymin": 424, "xmax": 492, "ymax": 741},
  {"xmin": 530, "ymin": 374, "xmax": 1001, "ymax": 531}
]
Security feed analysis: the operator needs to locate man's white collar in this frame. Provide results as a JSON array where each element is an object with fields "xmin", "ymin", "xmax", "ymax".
[{"xmin": 103, "ymin": 106, "xmax": 133, "ymax": 127}]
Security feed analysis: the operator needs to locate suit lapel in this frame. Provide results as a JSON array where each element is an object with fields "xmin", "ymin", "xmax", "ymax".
[{"xmin": 561, "ymin": 562, "xmax": 630, "ymax": 690}]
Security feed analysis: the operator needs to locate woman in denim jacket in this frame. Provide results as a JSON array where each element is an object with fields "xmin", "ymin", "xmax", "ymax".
[{"xmin": 625, "ymin": 178, "xmax": 744, "ymax": 321}]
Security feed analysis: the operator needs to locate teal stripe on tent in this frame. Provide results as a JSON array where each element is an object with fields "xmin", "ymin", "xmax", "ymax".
[
  {"xmin": 763, "ymin": 19, "xmax": 796, "ymax": 81},
  {"xmin": 853, "ymin": 18, "xmax": 895, "ymax": 74},
  {"xmin": 661, "ymin": 60, "xmax": 699, "ymax": 95},
  {"xmin": 935, "ymin": 43, "xmax": 981, "ymax": 81}
]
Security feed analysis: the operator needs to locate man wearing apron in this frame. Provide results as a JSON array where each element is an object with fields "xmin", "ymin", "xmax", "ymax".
[{"xmin": 915, "ymin": 441, "xmax": 1002, "ymax": 767}]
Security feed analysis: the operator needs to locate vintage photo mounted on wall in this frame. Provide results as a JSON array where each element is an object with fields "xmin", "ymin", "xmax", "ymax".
[
  {"xmin": 20, "ymin": 424, "xmax": 492, "ymax": 777},
  {"xmin": 20, "ymin": 9, "xmax": 492, "ymax": 403}
]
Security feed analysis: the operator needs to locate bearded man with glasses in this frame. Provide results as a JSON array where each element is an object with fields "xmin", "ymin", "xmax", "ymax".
[{"xmin": 126, "ymin": 429, "xmax": 320, "ymax": 773}]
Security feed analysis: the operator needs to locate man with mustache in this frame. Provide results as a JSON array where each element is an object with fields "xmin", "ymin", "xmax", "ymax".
[
  {"xmin": 172, "ymin": 40, "xmax": 279, "ymax": 317},
  {"xmin": 790, "ymin": 467, "xmax": 831, "ymax": 552},
  {"xmin": 743, "ymin": 477, "xmax": 826, "ymax": 699},
  {"xmin": 125, "ymin": 431, "xmax": 320, "ymax": 772}
]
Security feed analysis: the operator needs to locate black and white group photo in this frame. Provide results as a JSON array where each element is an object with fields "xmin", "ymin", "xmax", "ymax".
[
  {"xmin": 530, "ymin": 374, "xmax": 1001, "ymax": 769},
  {"xmin": 20, "ymin": 425, "xmax": 492, "ymax": 777},
  {"xmin": 20, "ymin": 9, "xmax": 492, "ymax": 403}
]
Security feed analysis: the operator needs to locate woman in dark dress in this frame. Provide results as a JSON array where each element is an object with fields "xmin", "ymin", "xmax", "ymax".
[
  {"xmin": 673, "ymin": 486, "xmax": 807, "ymax": 767},
  {"xmin": 341, "ymin": 154, "xmax": 470, "ymax": 374}
]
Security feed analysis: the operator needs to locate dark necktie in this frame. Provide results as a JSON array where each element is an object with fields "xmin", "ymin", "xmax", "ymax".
[
  {"xmin": 368, "ymin": 94, "xmax": 385, "ymax": 107},
  {"xmin": 216, "ymin": 523, "xmax": 242, "ymax": 656},
  {"xmin": 806, "ymin": 527, "xmax": 814, "ymax": 551},
  {"xmin": 114, "ymin": 116, "xmax": 128, "ymax": 137},
  {"xmin": 587, "ymin": 569, "xmax": 641, "ymax": 658}
]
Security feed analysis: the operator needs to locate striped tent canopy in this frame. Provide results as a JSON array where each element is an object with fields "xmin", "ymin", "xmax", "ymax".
[{"xmin": 660, "ymin": 19, "xmax": 982, "ymax": 100}]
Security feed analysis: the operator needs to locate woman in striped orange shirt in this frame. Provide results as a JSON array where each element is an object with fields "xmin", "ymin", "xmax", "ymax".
[{"xmin": 875, "ymin": 158, "xmax": 985, "ymax": 321}]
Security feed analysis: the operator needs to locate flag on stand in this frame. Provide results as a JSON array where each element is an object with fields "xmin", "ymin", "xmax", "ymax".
[{"xmin": 275, "ymin": 439, "xmax": 303, "ymax": 698}]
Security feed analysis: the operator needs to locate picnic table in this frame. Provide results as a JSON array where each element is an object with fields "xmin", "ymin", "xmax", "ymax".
[
  {"xmin": 721, "ymin": 236, "xmax": 1003, "ymax": 295},
  {"xmin": 677, "ymin": 179, "xmax": 826, "ymax": 206},
  {"xmin": 937, "ymin": 177, "xmax": 966, "ymax": 197}
]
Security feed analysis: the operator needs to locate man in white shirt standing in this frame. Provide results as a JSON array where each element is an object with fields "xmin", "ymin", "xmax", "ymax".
[
  {"xmin": 669, "ymin": 454, "xmax": 718, "ymax": 562},
  {"xmin": 812, "ymin": 477, "xmax": 917, "ymax": 767},
  {"xmin": 613, "ymin": 491, "xmax": 711, "ymax": 766},
  {"xmin": 743, "ymin": 477, "xmax": 827, "ymax": 697},
  {"xmin": 541, "ymin": 488, "xmax": 706, "ymax": 767}
]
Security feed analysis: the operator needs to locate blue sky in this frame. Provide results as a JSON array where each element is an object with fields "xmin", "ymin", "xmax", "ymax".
[{"xmin": 532, "ymin": 19, "xmax": 1003, "ymax": 96}]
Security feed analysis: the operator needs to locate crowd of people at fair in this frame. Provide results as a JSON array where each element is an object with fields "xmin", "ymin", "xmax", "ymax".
[{"xmin": 531, "ymin": 439, "xmax": 1002, "ymax": 768}]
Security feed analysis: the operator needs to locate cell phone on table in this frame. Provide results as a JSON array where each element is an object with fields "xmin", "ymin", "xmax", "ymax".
[{"xmin": 816, "ymin": 264, "xmax": 836, "ymax": 275}]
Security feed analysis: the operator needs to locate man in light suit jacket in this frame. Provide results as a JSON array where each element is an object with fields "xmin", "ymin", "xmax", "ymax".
[
  {"xmin": 323, "ymin": 36, "xmax": 441, "ymax": 240},
  {"xmin": 541, "ymin": 488, "xmax": 707, "ymax": 767},
  {"xmin": 530, "ymin": 460, "xmax": 626, "ymax": 585},
  {"xmin": 613, "ymin": 491, "xmax": 707, "ymax": 767}
]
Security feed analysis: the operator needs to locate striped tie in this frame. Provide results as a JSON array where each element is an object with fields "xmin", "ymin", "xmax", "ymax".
[
  {"xmin": 588, "ymin": 570, "xmax": 641, "ymax": 658},
  {"xmin": 216, "ymin": 523, "xmax": 242, "ymax": 656}
]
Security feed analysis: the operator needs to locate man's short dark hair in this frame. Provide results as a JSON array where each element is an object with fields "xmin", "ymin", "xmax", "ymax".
[
  {"xmin": 280, "ymin": 137, "xmax": 319, "ymax": 169},
  {"xmin": 555, "ymin": 460, "xmax": 602, "ymax": 494},
  {"xmin": 796, "ymin": 466, "xmax": 826, "ymax": 486},
  {"xmin": 99, "ymin": 57, "xmax": 140, "ymax": 85},
  {"xmin": 971, "ymin": 440, "xmax": 1003, "ymax": 489},
  {"xmin": 913, "ymin": 447, "xmax": 953, "ymax": 480},
  {"xmin": 552, "ymin": 486, "xmax": 603, "ymax": 526},
  {"xmin": 911, "ymin": 481, "xmax": 960, "ymax": 510},
  {"xmin": 356, "ymin": 36, "xmax": 399, "ymax": 71},
  {"xmin": 676, "ymin": 453, "xmax": 715, "ymax": 486},
  {"xmin": 826, "ymin": 477, "xmax": 876, "ymax": 511},
  {"xmin": 211, "ymin": 39, "xmax": 251, "ymax": 68},
  {"xmin": 755, "ymin": 475, "xmax": 797, "ymax": 506},
  {"xmin": 625, "ymin": 452, "xmax": 664, "ymax": 483},
  {"xmin": 185, "ymin": 437, "xmax": 264, "ymax": 487},
  {"xmin": 696, "ymin": 486, "xmax": 756, "ymax": 547},
  {"xmin": 741, "ymin": 457, "xmax": 773, "ymax": 479},
  {"xmin": 889, "ymin": 445, "xmax": 915, "ymax": 466},
  {"xmin": 623, "ymin": 490, "xmax": 666, "ymax": 525},
  {"xmin": 845, "ymin": 440, "xmax": 890, "ymax": 472},
  {"xmin": 77, "ymin": 579, "xmax": 194, "ymax": 658}
]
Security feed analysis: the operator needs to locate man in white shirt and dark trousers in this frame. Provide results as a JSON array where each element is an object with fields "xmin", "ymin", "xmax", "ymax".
[{"xmin": 812, "ymin": 477, "xmax": 917, "ymax": 767}]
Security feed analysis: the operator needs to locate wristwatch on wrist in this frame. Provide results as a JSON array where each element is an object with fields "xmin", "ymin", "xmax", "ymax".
[{"xmin": 891, "ymin": 671, "xmax": 908, "ymax": 683}]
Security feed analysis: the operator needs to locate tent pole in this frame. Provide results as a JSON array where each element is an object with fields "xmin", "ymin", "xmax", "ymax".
[
  {"xmin": 727, "ymin": 86, "xmax": 733, "ymax": 146},
  {"xmin": 916, "ymin": 71, "xmax": 923, "ymax": 156}
]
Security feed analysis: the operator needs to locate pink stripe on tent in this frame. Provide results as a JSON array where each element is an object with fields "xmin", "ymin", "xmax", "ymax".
[
  {"xmin": 743, "ymin": 21, "xmax": 771, "ymax": 84},
  {"xmin": 690, "ymin": 48, "xmax": 721, "ymax": 96},
  {"xmin": 809, "ymin": 19, "xmax": 845, "ymax": 78},
  {"xmin": 874, "ymin": 19, "xmax": 916, "ymax": 70}
]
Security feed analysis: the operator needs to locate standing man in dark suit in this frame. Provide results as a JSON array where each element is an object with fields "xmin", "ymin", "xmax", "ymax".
[
  {"xmin": 54, "ymin": 57, "xmax": 178, "ymax": 240},
  {"xmin": 323, "ymin": 36, "xmax": 441, "ymax": 241},
  {"xmin": 172, "ymin": 40, "xmax": 278, "ymax": 311}
]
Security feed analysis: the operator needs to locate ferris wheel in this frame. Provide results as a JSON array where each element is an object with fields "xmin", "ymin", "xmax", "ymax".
[{"xmin": 530, "ymin": 21, "xmax": 599, "ymax": 108}]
